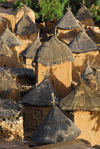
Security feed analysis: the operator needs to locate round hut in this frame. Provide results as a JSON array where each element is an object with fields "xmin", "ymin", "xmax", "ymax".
[
  {"xmin": 0, "ymin": 25, "xmax": 22, "ymax": 64},
  {"xmin": 0, "ymin": 98, "xmax": 23, "ymax": 141},
  {"xmin": 0, "ymin": 69, "xmax": 19, "ymax": 101},
  {"xmin": 68, "ymin": 28, "xmax": 100, "ymax": 81},
  {"xmin": 21, "ymin": 74, "xmax": 61, "ymax": 130},
  {"xmin": 75, "ymin": 0, "xmax": 94, "ymax": 26},
  {"xmin": 32, "ymin": 93, "xmax": 81, "ymax": 145},
  {"xmin": 55, "ymin": 5, "xmax": 81, "ymax": 44},
  {"xmin": 34, "ymin": 28, "xmax": 74, "ymax": 98},
  {"xmin": 14, "ymin": 7, "xmax": 38, "ymax": 54},
  {"xmin": 60, "ymin": 76, "xmax": 100, "ymax": 146},
  {"xmin": 21, "ymin": 32, "xmax": 42, "ymax": 69},
  {"xmin": 0, "ymin": 38, "xmax": 16, "ymax": 68}
]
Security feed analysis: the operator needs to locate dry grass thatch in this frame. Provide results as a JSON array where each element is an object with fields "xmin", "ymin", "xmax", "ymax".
[
  {"xmin": 75, "ymin": 3, "xmax": 93, "ymax": 21},
  {"xmin": 55, "ymin": 7, "xmax": 81, "ymax": 30},
  {"xmin": 68, "ymin": 30, "xmax": 100, "ymax": 53},
  {"xmin": 32, "ymin": 105, "xmax": 81, "ymax": 144},
  {"xmin": 14, "ymin": 12, "xmax": 38, "ymax": 36},
  {"xmin": 0, "ymin": 27, "xmax": 22, "ymax": 47},
  {"xmin": 60, "ymin": 80, "xmax": 100, "ymax": 111},
  {"xmin": 21, "ymin": 77, "xmax": 61, "ymax": 106},
  {"xmin": 34, "ymin": 35, "xmax": 74, "ymax": 66},
  {"xmin": 21, "ymin": 34, "xmax": 42, "ymax": 59}
]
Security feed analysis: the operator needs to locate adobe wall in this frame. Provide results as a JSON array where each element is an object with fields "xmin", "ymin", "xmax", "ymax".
[
  {"xmin": 24, "ymin": 105, "xmax": 50, "ymax": 130},
  {"xmin": 24, "ymin": 58, "xmax": 34, "ymax": 70},
  {"xmin": 72, "ymin": 50, "xmax": 100, "ymax": 81},
  {"xmin": 7, "ymin": 89, "xmax": 20, "ymax": 102},
  {"xmin": 74, "ymin": 111, "xmax": 100, "ymax": 146},
  {"xmin": 37, "ymin": 61, "xmax": 72, "ymax": 98},
  {"xmin": 0, "ymin": 55, "xmax": 16, "ymax": 68}
]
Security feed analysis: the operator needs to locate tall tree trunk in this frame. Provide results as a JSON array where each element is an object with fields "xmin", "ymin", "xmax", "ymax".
[{"xmin": 43, "ymin": 20, "xmax": 48, "ymax": 41}]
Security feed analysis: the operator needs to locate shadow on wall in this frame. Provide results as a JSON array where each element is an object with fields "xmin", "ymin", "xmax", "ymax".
[
  {"xmin": 3, "ymin": 17, "xmax": 13, "ymax": 32},
  {"xmin": 89, "ymin": 112, "xmax": 100, "ymax": 132},
  {"xmin": 72, "ymin": 52, "xmax": 100, "ymax": 81}
]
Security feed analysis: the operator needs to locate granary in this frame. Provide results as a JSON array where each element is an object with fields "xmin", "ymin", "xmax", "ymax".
[
  {"xmin": 0, "ymin": 25, "xmax": 22, "ymax": 64},
  {"xmin": 60, "ymin": 75, "xmax": 100, "ymax": 146},
  {"xmin": 0, "ymin": 69, "xmax": 19, "ymax": 101},
  {"xmin": 0, "ymin": 98, "xmax": 23, "ymax": 141},
  {"xmin": 75, "ymin": 0, "xmax": 94, "ymax": 26},
  {"xmin": 32, "ymin": 93, "xmax": 81, "ymax": 145},
  {"xmin": 55, "ymin": 5, "xmax": 81, "ymax": 44},
  {"xmin": 14, "ymin": 6, "xmax": 38, "ymax": 54},
  {"xmin": 21, "ymin": 32, "xmax": 42, "ymax": 69},
  {"xmin": 68, "ymin": 27, "xmax": 100, "ymax": 81},
  {"xmin": 34, "ymin": 28, "xmax": 74, "ymax": 98},
  {"xmin": 0, "ymin": 38, "xmax": 16, "ymax": 68},
  {"xmin": 21, "ymin": 74, "xmax": 61, "ymax": 130}
]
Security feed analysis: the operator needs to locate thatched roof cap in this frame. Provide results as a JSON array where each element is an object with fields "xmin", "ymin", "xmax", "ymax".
[
  {"xmin": 21, "ymin": 77, "xmax": 61, "ymax": 106},
  {"xmin": 0, "ymin": 67, "xmax": 35, "ymax": 78},
  {"xmin": 0, "ymin": 15, "xmax": 5, "ymax": 22},
  {"xmin": 32, "ymin": 99, "xmax": 81, "ymax": 144},
  {"xmin": 0, "ymin": 98, "xmax": 22, "ymax": 121},
  {"xmin": 14, "ymin": 11, "xmax": 38, "ymax": 36},
  {"xmin": 34, "ymin": 34, "xmax": 74, "ymax": 66},
  {"xmin": 55, "ymin": 6, "xmax": 81, "ymax": 30},
  {"xmin": 0, "ymin": 39, "xmax": 13, "ymax": 56},
  {"xmin": 75, "ymin": 3, "xmax": 93, "ymax": 21},
  {"xmin": 60, "ymin": 79, "xmax": 100, "ymax": 111},
  {"xmin": 21, "ymin": 33, "xmax": 42, "ymax": 59},
  {"xmin": 0, "ymin": 27, "xmax": 22, "ymax": 47},
  {"xmin": 68, "ymin": 30, "xmax": 100, "ymax": 53},
  {"xmin": 0, "ymin": 69, "xmax": 19, "ymax": 93}
]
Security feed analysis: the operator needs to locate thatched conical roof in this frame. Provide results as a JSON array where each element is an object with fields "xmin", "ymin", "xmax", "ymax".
[
  {"xmin": 0, "ymin": 27, "xmax": 22, "ymax": 47},
  {"xmin": 0, "ymin": 15, "xmax": 5, "ymax": 22},
  {"xmin": 0, "ymin": 98, "xmax": 22, "ymax": 121},
  {"xmin": 14, "ymin": 11, "xmax": 38, "ymax": 36},
  {"xmin": 21, "ymin": 32, "xmax": 42, "ymax": 59},
  {"xmin": 68, "ymin": 30, "xmax": 100, "ymax": 53},
  {"xmin": 75, "ymin": 2, "xmax": 93, "ymax": 21},
  {"xmin": 0, "ymin": 69, "xmax": 19, "ymax": 93},
  {"xmin": 55, "ymin": 6, "xmax": 81, "ymax": 30},
  {"xmin": 32, "ymin": 94, "xmax": 81, "ymax": 144},
  {"xmin": 60, "ymin": 78, "xmax": 100, "ymax": 111},
  {"xmin": 34, "ymin": 32, "xmax": 74, "ymax": 66},
  {"xmin": 21, "ymin": 77, "xmax": 61, "ymax": 106},
  {"xmin": 0, "ymin": 39, "xmax": 13, "ymax": 56}
]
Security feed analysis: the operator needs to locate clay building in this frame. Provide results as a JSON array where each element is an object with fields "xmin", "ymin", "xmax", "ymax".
[
  {"xmin": 34, "ymin": 29, "xmax": 74, "ymax": 98},
  {"xmin": 0, "ymin": 38, "xmax": 16, "ymax": 68},
  {"xmin": 21, "ymin": 75, "xmax": 60, "ymax": 130},
  {"xmin": 14, "ymin": 5, "xmax": 38, "ymax": 54},
  {"xmin": 21, "ymin": 32, "xmax": 42, "ymax": 69},
  {"xmin": 32, "ymin": 93, "xmax": 81, "ymax": 145},
  {"xmin": 0, "ymin": 98, "xmax": 23, "ymax": 141},
  {"xmin": 0, "ymin": 69, "xmax": 19, "ymax": 101},
  {"xmin": 68, "ymin": 28, "xmax": 100, "ymax": 81},
  {"xmin": 0, "ymin": 15, "xmax": 5, "ymax": 35},
  {"xmin": 55, "ymin": 5, "xmax": 81, "ymax": 44},
  {"xmin": 75, "ymin": 0, "xmax": 94, "ymax": 26},
  {"xmin": 0, "ymin": 25, "xmax": 22, "ymax": 64},
  {"xmin": 60, "ymin": 77, "xmax": 100, "ymax": 146}
]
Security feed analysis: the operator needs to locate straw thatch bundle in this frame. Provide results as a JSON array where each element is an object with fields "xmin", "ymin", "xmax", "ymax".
[
  {"xmin": 21, "ymin": 33, "xmax": 42, "ymax": 59},
  {"xmin": 0, "ymin": 70, "xmax": 19, "ymax": 98},
  {"xmin": 14, "ymin": 11, "xmax": 38, "ymax": 36},
  {"xmin": 0, "ymin": 15, "xmax": 5, "ymax": 22},
  {"xmin": 0, "ymin": 39, "xmax": 13, "ymax": 56},
  {"xmin": 34, "ymin": 35, "xmax": 74, "ymax": 66},
  {"xmin": 0, "ymin": 98, "xmax": 22, "ymax": 121},
  {"xmin": 0, "ymin": 27, "xmax": 22, "ymax": 47},
  {"xmin": 75, "ymin": 3, "xmax": 93, "ymax": 21},
  {"xmin": 68, "ymin": 30, "xmax": 100, "ymax": 53},
  {"xmin": 60, "ymin": 79, "xmax": 100, "ymax": 111},
  {"xmin": 21, "ymin": 77, "xmax": 61, "ymax": 106},
  {"xmin": 55, "ymin": 6, "xmax": 81, "ymax": 30},
  {"xmin": 32, "ymin": 104, "xmax": 81, "ymax": 144}
]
